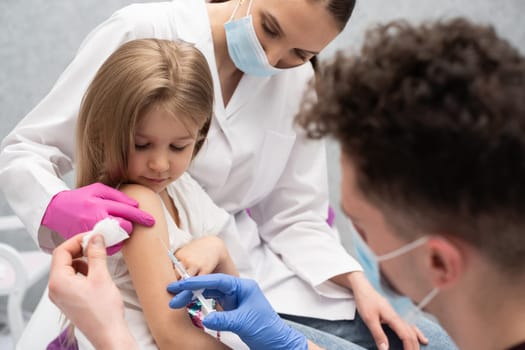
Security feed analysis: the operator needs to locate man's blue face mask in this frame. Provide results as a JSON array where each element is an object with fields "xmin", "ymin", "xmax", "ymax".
[
  {"xmin": 350, "ymin": 220, "xmax": 439, "ymax": 322},
  {"xmin": 224, "ymin": 0, "xmax": 283, "ymax": 77}
]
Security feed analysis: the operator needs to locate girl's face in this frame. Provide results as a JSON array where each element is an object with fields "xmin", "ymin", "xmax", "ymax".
[
  {"xmin": 241, "ymin": 0, "xmax": 340, "ymax": 68},
  {"xmin": 127, "ymin": 105, "xmax": 198, "ymax": 193}
]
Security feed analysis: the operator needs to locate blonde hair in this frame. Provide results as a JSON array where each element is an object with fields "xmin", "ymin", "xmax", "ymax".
[{"xmin": 76, "ymin": 39, "xmax": 214, "ymax": 188}]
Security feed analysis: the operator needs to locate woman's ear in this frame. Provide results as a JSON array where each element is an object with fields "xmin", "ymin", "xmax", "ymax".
[{"xmin": 425, "ymin": 236, "xmax": 465, "ymax": 290}]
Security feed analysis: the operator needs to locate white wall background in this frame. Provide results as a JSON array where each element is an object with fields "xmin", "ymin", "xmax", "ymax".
[{"xmin": 0, "ymin": 0, "xmax": 524, "ymax": 309}]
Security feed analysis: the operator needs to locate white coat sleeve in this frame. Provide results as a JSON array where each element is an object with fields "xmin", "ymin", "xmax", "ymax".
[
  {"xmin": 0, "ymin": 6, "xmax": 145, "ymax": 243},
  {"xmin": 248, "ymin": 131, "xmax": 363, "ymax": 294}
]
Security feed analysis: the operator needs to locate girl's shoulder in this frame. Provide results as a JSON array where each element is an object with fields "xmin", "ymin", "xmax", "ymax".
[{"xmin": 119, "ymin": 183, "xmax": 161, "ymax": 205}]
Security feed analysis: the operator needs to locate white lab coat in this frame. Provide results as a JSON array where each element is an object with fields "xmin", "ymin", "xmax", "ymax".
[{"xmin": 0, "ymin": 0, "xmax": 362, "ymax": 321}]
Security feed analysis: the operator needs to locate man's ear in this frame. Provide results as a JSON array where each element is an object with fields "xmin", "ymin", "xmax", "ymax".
[{"xmin": 426, "ymin": 236, "xmax": 465, "ymax": 289}]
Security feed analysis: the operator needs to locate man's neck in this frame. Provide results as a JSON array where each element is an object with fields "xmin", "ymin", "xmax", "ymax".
[
  {"xmin": 497, "ymin": 299, "xmax": 525, "ymax": 350},
  {"xmin": 443, "ymin": 282, "xmax": 525, "ymax": 350}
]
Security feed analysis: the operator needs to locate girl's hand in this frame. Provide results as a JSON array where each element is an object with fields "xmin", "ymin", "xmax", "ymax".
[
  {"xmin": 333, "ymin": 271, "xmax": 428, "ymax": 350},
  {"xmin": 174, "ymin": 236, "xmax": 229, "ymax": 277}
]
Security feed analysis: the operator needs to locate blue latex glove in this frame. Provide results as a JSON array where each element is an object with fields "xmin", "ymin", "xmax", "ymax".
[{"xmin": 167, "ymin": 274, "xmax": 308, "ymax": 350}]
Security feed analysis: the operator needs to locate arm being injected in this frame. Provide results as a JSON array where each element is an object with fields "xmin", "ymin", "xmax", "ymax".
[
  {"xmin": 156, "ymin": 231, "xmax": 214, "ymax": 315},
  {"xmin": 167, "ymin": 249, "xmax": 215, "ymax": 316}
]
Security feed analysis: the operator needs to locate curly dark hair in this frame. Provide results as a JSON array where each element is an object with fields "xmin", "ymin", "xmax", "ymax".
[{"xmin": 297, "ymin": 19, "xmax": 525, "ymax": 275}]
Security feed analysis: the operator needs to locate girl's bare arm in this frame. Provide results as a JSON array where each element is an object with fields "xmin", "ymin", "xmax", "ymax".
[{"xmin": 120, "ymin": 184, "xmax": 230, "ymax": 350}]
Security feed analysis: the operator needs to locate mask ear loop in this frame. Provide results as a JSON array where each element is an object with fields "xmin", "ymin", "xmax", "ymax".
[
  {"xmin": 246, "ymin": 0, "xmax": 254, "ymax": 15},
  {"xmin": 415, "ymin": 287, "xmax": 439, "ymax": 310},
  {"xmin": 376, "ymin": 236, "xmax": 429, "ymax": 263},
  {"xmin": 228, "ymin": 0, "xmax": 243, "ymax": 22},
  {"xmin": 228, "ymin": 0, "xmax": 253, "ymax": 22},
  {"xmin": 403, "ymin": 287, "xmax": 440, "ymax": 322}
]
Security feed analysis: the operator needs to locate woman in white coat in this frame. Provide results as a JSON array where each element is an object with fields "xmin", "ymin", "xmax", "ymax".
[{"xmin": 0, "ymin": 0, "xmax": 447, "ymax": 348}]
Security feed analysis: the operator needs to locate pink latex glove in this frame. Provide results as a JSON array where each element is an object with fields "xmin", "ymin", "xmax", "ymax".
[{"xmin": 41, "ymin": 183, "xmax": 155, "ymax": 255}]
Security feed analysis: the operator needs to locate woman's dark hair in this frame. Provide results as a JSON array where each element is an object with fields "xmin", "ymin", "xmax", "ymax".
[
  {"xmin": 209, "ymin": 0, "xmax": 355, "ymax": 30},
  {"xmin": 322, "ymin": 0, "xmax": 356, "ymax": 30}
]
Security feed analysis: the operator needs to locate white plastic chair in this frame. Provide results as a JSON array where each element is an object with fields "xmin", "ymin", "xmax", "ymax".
[{"xmin": 0, "ymin": 216, "xmax": 51, "ymax": 344}]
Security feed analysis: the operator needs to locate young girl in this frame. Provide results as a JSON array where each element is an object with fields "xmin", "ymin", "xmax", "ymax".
[{"xmin": 58, "ymin": 39, "xmax": 244, "ymax": 349}]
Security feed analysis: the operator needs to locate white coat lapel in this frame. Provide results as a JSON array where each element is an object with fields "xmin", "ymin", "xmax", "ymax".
[{"xmin": 225, "ymin": 74, "xmax": 270, "ymax": 119}]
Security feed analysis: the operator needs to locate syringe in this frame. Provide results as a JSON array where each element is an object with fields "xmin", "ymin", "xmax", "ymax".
[{"xmin": 167, "ymin": 249, "xmax": 215, "ymax": 316}]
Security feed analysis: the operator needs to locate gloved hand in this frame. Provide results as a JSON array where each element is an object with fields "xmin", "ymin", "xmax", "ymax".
[
  {"xmin": 167, "ymin": 274, "xmax": 308, "ymax": 350},
  {"xmin": 41, "ymin": 183, "xmax": 155, "ymax": 254}
]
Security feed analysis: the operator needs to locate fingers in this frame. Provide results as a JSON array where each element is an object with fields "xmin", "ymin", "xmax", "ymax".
[
  {"xmin": 186, "ymin": 267, "xmax": 199, "ymax": 277},
  {"xmin": 105, "ymin": 241, "xmax": 124, "ymax": 256},
  {"xmin": 382, "ymin": 313, "xmax": 420, "ymax": 350},
  {"xmin": 49, "ymin": 234, "xmax": 86, "ymax": 303},
  {"xmin": 168, "ymin": 290, "xmax": 195, "ymax": 308},
  {"xmin": 168, "ymin": 286, "xmax": 225, "ymax": 309},
  {"xmin": 85, "ymin": 235, "xmax": 110, "ymax": 279},
  {"xmin": 111, "ymin": 216, "xmax": 133, "ymax": 235},
  {"xmin": 51, "ymin": 234, "xmax": 85, "ymax": 268},
  {"xmin": 106, "ymin": 201, "xmax": 155, "ymax": 228},
  {"xmin": 91, "ymin": 183, "xmax": 139, "ymax": 207},
  {"xmin": 413, "ymin": 325, "xmax": 428, "ymax": 345},
  {"xmin": 361, "ymin": 313, "xmax": 389, "ymax": 350},
  {"xmin": 202, "ymin": 310, "xmax": 238, "ymax": 332},
  {"xmin": 166, "ymin": 273, "xmax": 235, "ymax": 294}
]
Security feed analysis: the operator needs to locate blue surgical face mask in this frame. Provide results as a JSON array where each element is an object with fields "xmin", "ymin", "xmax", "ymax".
[
  {"xmin": 375, "ymin": 236, "xmax": 440, "ymax": 322},
  {"xmin": 350, "ymin": 220, "xmax": 439, "ymax": 321},
  {"xmin": 224, "ymin": 0, "xmax": 283, "ymax": 77}
]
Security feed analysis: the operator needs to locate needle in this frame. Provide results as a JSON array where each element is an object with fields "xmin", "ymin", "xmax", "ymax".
[{"xmin": 159, "ymin": 236, "xmax": 214, "ymax": 315}]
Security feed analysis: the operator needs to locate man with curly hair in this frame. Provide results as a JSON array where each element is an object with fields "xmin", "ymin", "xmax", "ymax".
[
  {"xmin": 47, "ymin": 18, "xmax": 525, "ymax": 350},
  {"xmin": 298, "ymin": 18, "xmax": 525, "ymax": 350}
]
